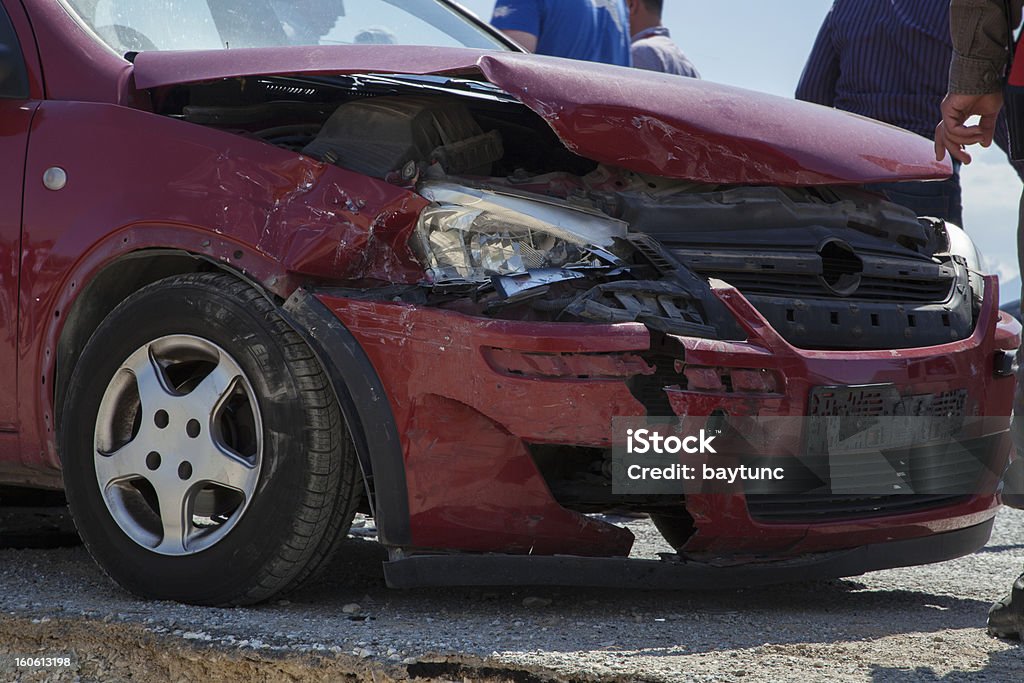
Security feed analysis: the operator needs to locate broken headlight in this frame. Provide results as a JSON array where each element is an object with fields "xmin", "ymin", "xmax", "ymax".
[
  {"xmin": 413, "ymin": 207, "xmax": 606, "ymax": 281},
  {"xmin": 941, "ymin": 222, "xmax": 986, "ymax": 302},
  {"xmin": 412, "ymin": 182, "xmax": 627, "ymax": 284}
]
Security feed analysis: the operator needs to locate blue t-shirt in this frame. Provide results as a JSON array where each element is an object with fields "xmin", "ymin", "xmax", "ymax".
[{"xmin": 491, "ymin": 0, "xmax": 631, "ymax": 66}]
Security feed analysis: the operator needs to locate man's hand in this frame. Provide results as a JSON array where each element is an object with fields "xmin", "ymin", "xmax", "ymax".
[{"xmin": 935, "ymin": 92, "xmax": 1005, "ymax": 164}]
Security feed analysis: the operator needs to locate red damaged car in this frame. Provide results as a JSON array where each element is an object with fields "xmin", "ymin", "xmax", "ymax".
[{"xmin": 0, "ymin": 0, "xmax": 1018, "ymax": 605}]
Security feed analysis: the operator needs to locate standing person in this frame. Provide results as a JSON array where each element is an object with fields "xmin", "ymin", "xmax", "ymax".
[
  {"xmin": 626, "ymin": 0, "xmax": 700, "ymax": 77},
  {"xmin": 796, "ymin": 0, "xmax": 966, "ymax": 226},
  {"xmin": 270, "ymin": 0, "xmax": 345, "ymax": 45},
  {"xmin": 935, "ymin": 0, "xmax": 1024, "ymax": 643},
  {"xmin": 490, "ymin": 0, "xmax": 632, "ymax": 66}
]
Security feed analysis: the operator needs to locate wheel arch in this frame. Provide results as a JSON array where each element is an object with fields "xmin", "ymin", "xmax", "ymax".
[
  {"xmin": 54, "ymin": 249, "xmax": 214, "ymax": 430},
  {"xmin": 53, "ymin": 252, "xmax": 409, "ymax": 546},
  {"xmin": 281, "ymin": 289, "xmax": 411, "ymax": 547}
]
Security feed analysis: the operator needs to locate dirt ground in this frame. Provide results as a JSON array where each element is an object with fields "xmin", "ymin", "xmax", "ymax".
[{"xmin": 0, "ymin": 508, "xmax": 1022, "ymax": 682}]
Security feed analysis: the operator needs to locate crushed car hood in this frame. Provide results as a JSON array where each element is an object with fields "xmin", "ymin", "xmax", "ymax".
[{"xmin": 132, "ymin": 45, "xmax": 951, "ymax": 186}]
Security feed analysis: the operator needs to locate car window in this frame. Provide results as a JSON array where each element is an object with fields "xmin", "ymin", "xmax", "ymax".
[
  {"xmin": 62, "ymin": 0, "xmax": 508, "ymax": 55},
  {"xmin": 0, "ymin": 3, "xmax": 29, "ymax": 99}
]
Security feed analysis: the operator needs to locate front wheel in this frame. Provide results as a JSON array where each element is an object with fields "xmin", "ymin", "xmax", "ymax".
[{"xmin": 60, "ymin": 273, "xmax": 361, "ymax": 605}]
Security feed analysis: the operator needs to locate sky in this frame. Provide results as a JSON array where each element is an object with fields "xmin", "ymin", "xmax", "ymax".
[{"xmin": 454, "ymin": 0, "xmax": 1024, "ymax": 299}]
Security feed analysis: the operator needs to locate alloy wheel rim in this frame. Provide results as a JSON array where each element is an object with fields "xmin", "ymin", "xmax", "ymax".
[{"xmin": 93, "ymin": 334, "xmax": 263, "ymax": 556}]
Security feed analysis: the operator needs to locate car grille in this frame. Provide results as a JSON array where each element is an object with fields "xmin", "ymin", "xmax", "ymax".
[
  {"xmin": 666, "ymin": 243, "xmax": 972, "ymax": 350},
  {"xmin": 703, "ymin": 271, "xmax": 953, "ymax": 302}
]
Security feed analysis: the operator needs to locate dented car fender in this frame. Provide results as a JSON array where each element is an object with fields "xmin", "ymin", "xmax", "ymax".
[{"xmin": 19, "ymin": 100, "xmax": 432, "ymax": 469}]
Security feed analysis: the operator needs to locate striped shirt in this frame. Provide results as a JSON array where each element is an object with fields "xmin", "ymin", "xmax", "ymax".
[{"xmin": 795, "ymin": 0, "xmax": 952, "ymax": 140}]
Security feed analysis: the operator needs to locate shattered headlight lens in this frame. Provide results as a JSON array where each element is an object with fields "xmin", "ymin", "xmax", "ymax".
[
  {"xmin": 412, "ymin": 206, "xmax": 604, "ymax": 282},
  {"xmin": 412, "ymin": 182, "xmax": 628, "ymax": 284}
]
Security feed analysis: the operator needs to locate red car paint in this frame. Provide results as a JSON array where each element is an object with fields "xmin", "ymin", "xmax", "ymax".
[
  {"xmin": 131, "ymin": 46, "xmax": 952, "ymax": 187},
  {"xmin": 0, "ymin": 0, "xmax": 1015, "ymax": 574},
  {"xmin": 318, "ymin": 278, "xmax": 1018, "ymax": 558}
]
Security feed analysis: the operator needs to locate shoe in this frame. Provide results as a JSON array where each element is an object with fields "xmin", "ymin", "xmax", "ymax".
[{"xmin": 987, "ymin": 573, "xmax": 1024, "ymax": 640}]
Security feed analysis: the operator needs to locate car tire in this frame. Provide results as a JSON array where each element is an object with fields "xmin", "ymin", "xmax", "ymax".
[{"xmin": 60, "ymin": 272, "xmax": 361, "ymax": 605}]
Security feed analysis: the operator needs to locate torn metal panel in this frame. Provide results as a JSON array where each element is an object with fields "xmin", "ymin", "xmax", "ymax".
[
  {"xmin": 130, "ymin": 45, "xmax": 951, "ymax": 186},
  {"xmin": 275, "ymin": 187, "xmax": 428, "ymax": 284},
  {"xmin": 564, "ymin": 281, "xmax": 719, "ymax": 337},
  {"xmin": 320, "ymin": 296, "xmax": 651, "ymax": 445},
  {"xmin": 473, "ymin": 53, "xmax": 953, "ymax": 186},
  {"xmin": 403, "ymin": 394, "xmax": 634, "ymax": 556},
  {"xmin": 178, "ymin": 134, "xmax": 430, "ymax": 284},
  {"xmin": 316, "ymin": 281, "xmax": 1015, "ymax": 558},
  {"xmin": 491, "ymin": 268, "xmax": 587, "ymax": 304},
  {"xmin": 318, "ymin": 294, "xmax": 651, "ymax": 555}
]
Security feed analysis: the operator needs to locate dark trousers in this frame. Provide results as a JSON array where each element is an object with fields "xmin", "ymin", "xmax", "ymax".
[
  {"xmin": 1005, "ymin": 189, "xmax": 1024, "ymax": 508},
  {"xmin": 865, "ymin": 166, "xmax": 964, "ymax": 228}
]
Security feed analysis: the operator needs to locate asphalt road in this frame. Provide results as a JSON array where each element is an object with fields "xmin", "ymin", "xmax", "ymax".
[{"xmin": 0, "ymin": 508, "xmax": 1022, "ymax": 682}]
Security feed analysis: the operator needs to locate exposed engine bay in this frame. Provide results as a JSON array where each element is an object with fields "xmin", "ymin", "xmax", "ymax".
[{"xmin": 155, "ymin": 73, "xmax": 980, "ymax": 352}]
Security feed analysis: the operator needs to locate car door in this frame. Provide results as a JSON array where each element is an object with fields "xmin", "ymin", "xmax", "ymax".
[{"xmin": 0, "ymin": 1, "xmax": 39, "ymax": 434}]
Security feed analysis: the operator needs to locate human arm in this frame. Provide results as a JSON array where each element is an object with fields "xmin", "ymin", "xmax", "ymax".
[
  {"xmin": 949, "ymin": 0, "xmax": 1024, "ymax": 95},
  {"xmin": 491, "ymin": 1, "xmax": 540, "ymax": 53},
  {"xmin": 937, "ymin": 0, "xmax": 1024, "ymax": 163},
  {"xmin": 501, "ymin": 29, "xmax": 537, "ymax": 52}
]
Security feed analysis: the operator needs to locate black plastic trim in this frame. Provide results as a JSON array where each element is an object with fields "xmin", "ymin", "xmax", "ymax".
[
  {"xmin": 383, "ymin": 517, "xmax": 993, "ymax": 589},
  {"xmin": 281, "ymin": 288, "xmax": 410, "ymax": 546}
]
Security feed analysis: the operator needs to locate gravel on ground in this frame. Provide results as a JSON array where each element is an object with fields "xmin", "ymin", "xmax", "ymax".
[{"xmin": 0, "ymin": 508, "xmax": 1022, "ymax": 682}]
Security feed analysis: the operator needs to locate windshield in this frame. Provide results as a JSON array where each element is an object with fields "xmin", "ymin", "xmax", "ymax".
[{"xmin": 63, "ymin": 0, "xmax": 508, "ymax": 54}]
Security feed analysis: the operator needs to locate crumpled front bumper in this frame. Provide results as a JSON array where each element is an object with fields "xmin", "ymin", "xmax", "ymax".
[{"xmin": 314, "ymin": 275, "xmax": 1019, "ymax": 563}]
